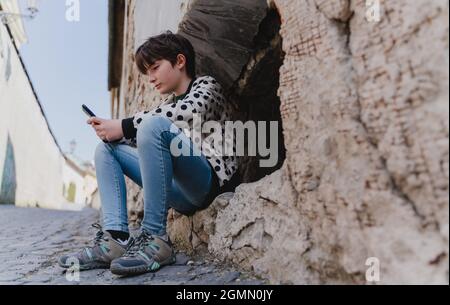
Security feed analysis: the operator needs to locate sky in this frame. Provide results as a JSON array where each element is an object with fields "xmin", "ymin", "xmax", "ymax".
[{"xmin": 17, "ymin": 0, "xmax": 110, "ymax": 162}]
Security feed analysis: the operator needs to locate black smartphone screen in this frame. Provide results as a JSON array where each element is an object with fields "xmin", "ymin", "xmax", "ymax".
[
  {"xmin": 82, "ymin": 104, "xmax": 96, "ymax": 117},
  {"xmin": 83, "ymin": 104, "xmax": 109, "ymax": 143}
]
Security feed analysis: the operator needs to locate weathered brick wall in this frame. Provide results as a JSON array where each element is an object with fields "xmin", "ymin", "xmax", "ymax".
[{"xmin": 117, "ymin": 0, "xmax": 449, "ymax": 284}]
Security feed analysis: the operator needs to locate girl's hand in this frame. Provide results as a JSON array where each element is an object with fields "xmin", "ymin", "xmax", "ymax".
[{"xmin": 87, "ymin": 117, "xmax": 123, "ymax": 142}]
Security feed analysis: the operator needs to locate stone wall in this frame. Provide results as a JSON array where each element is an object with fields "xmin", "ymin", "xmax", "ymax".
[{"xmin": 115, "ymin": 0, "xmax": 449, "ymax": 284}]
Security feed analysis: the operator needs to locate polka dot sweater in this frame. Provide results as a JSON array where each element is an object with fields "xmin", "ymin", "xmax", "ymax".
[{"xmin": 119, "ymin": 75, "xmax": 237, "ymax": 188}]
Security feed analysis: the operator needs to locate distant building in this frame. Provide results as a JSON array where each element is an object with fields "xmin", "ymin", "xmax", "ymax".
[
  {"xmin": 0, "ymin": 0, "xmax": 99, "ymax": 210},
  {"xmin": 62, "ymin": 153, "xmax": 98, "ymax": 207}
]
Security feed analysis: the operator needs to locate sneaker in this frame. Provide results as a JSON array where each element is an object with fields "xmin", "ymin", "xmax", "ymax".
[
  {"xmin": 58, "ymin": 223, "xmax": 131, "ymax": 271},
  {"xmin": 110, "ymin": 230, "xmax": 176, "ymax": 276}
]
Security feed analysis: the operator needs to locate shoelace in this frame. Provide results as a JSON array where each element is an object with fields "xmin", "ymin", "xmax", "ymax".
[
  {"xmin": 91, "ymin": 223, "xmax": 109, "ymax": 246},
  {"xmin": 123, "ymin": 230, "xmax": 154, "ymax": 257},
  {"xmin": 78, "ymin": 223, "xmax": 110, "ymax": 257}
]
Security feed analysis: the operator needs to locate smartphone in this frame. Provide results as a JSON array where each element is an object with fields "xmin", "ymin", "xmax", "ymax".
[
  {"xmin": 82, "ymin": 104, "xmax": 96, "ymax": 117},
  {"xmin": 83, "ymin": 104, "xmax": 109, "ymax": 143}
]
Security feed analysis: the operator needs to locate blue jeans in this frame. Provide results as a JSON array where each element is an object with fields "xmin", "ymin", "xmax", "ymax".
[{"xmin": 94, "ymin": 115, "xmax": 219, "ymax": 236}]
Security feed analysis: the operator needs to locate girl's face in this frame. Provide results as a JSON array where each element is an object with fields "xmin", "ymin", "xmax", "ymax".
[{"xmin": 146, "ymin": 55, "xmax": 185, "ymax": 95}]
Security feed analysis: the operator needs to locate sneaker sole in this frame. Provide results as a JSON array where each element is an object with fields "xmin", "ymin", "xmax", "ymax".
[{"xmin": 110, "ymin": 254, "xmax": 176, "ymax": 276}]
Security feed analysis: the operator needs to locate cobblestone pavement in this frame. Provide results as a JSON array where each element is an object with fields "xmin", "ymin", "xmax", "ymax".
[{"xmin": 0, "ymin": 205, "xmax": 266, "ymax": 285}]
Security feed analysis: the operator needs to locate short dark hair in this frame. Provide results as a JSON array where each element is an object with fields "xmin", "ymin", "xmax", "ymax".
[{"xmin": 135, "ymin": 30, "xmax": 196, "ymax": 78}]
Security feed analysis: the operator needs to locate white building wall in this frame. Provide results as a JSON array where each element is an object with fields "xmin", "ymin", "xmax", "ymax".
[
  {"xmin": 62, "ymin": 161, "xmax": 85, "ymax": 205},
  {"xmin": 0, "ymin": 22, "xmax": 65, "ymax": 209},
  {"xmin": 83, "ymin": 173, "xmax": 97, "ymax": 205},
  {"xmin": 132, "ymin": 0, "xmax": 192, "ymax": 52}
]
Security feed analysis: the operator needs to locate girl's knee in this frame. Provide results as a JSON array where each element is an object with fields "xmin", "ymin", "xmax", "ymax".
[
  {"xmin": 94, "ymin": 141, "xmax": 112, "ymax": 161},
  {"xmin": 140, "ymin": 115, "xmax": 172, "ymax": 131},
  {"xmin": 137, "ymin": 115, "xmax": 175, "ymax": 142}
]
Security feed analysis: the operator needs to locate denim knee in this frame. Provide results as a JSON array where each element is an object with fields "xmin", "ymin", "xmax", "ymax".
[
  {"xmin": 136, "ymin": 115, "xmax": 177, "ymax": 145},
  {"xmin": 94, "ymin": 141, "xmax": 112, "ymax": 163}
]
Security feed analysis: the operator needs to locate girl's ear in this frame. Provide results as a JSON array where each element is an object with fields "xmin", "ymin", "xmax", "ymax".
[{"xmin": 176, "ymin": 54, "xmax": 187, "ymax": 69}]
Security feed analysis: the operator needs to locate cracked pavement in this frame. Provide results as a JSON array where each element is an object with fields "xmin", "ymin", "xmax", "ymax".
[{"xmin": 0, "ymin": 205, "xmax": 266, "ymax": 285}]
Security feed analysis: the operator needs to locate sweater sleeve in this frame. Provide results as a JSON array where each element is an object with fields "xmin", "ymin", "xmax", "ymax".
[{"xmin": 121, "ymin": 116, "xmax": 137, "ymax": 140}]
